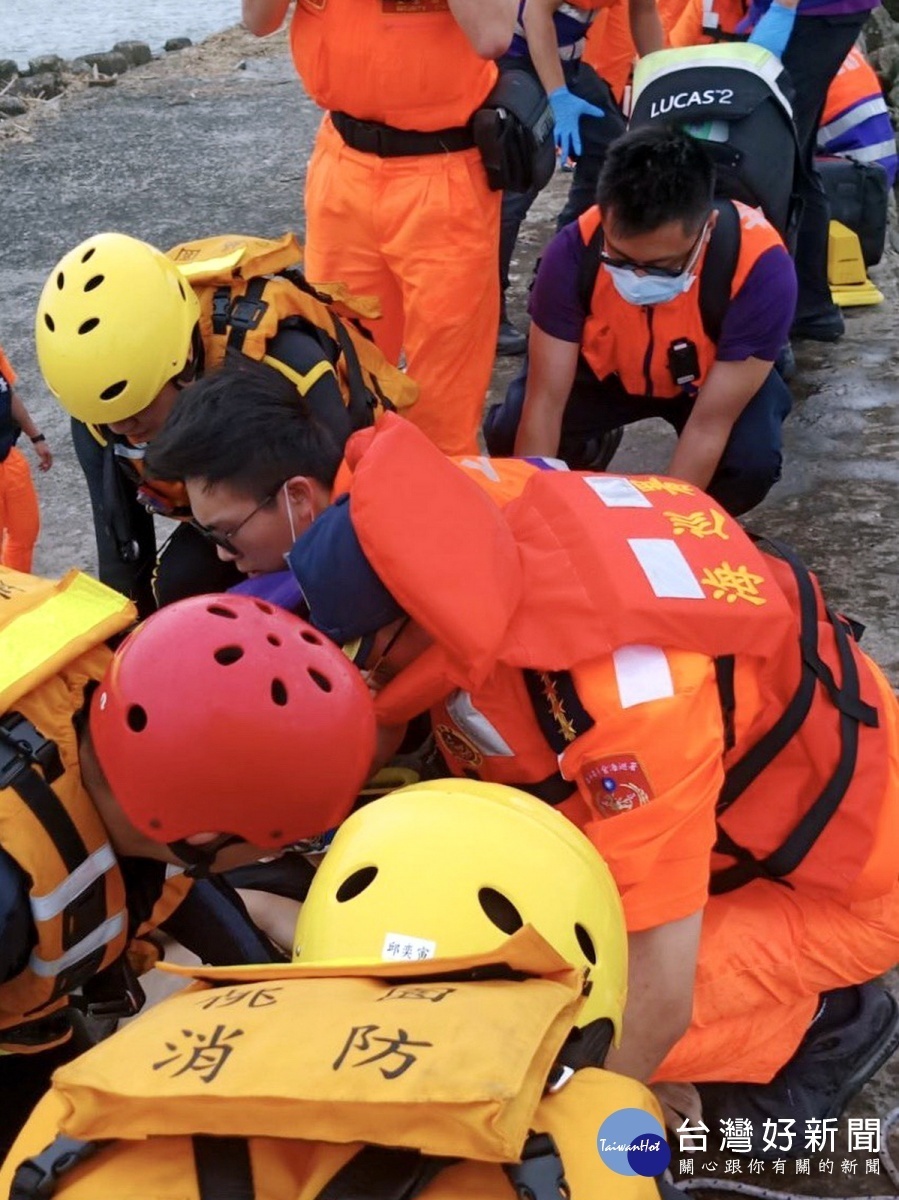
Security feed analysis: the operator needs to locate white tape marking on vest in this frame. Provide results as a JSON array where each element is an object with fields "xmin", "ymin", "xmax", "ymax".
[{"xmin": 613, "ymin": 645, "xmax": 675, "ymax": 709}]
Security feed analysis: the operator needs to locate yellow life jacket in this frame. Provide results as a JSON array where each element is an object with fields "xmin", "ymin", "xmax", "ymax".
[
  {"xmin": 2, "ymin": 931, "xmax": 667, "ymax": 1199},
  {"xmin": 166, "ymin": 232, "xmax": 419, "ymax": 423},
  {"xmin": 0, "ymin": 568, "xmax": 135, "ymax": 1049}
]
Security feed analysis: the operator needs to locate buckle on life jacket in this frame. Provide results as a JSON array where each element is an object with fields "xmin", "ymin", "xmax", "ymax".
[
  {"xmin": 10, "ymin": 1137, "xmax": 103, "ymax": 1200},
  {"xmin": 504, "ymin": 1132, "xmax": 571, "ymax": 1200},
  {"xmin": 227, "ymin": 293, "xmax": 269, "ymax": 332},
  {"xmin": 81, "ymin": 955, "xmax": 146, "ymax": 1021},
  {"xmin": 0, "ymin": 713, "xmax": 63, "ymax": 790}
]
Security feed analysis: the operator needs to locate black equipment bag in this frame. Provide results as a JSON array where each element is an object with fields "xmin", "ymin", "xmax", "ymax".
[{"xmin": 472, "ymin": 67, "xmax": 557, "ymax": 193}]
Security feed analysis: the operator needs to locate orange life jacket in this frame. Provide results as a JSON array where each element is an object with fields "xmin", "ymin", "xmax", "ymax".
[
  {"xmin": 289, "ymin": 0, "xmax": 498, "ymax": 131},
  {"xmin": 344, "ymin": 418, "xmax": 899, "ymax": 903},
  {"xmin": 577, "ymin": 200, "xmax": 785, "ymax": 399},
  {"xmin": 0, "ymin": 568, "xmax": 190, "ymax": 1052}
]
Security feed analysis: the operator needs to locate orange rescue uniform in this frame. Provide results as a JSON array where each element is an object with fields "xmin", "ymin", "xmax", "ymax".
[
  {"xmin": 338, "ymin": 416, "xmax": 899, "ymax": 1083},
  {"xmin": 583, "ymin": 0, "xmax": 690, "ymax": 105},
  {"xmin": 0, "ymin": 349, "xmax": 40, "ymax": 574},
  {"xmin": 289, "ymin": 0, "xmax": 502, "ymax": 457}
]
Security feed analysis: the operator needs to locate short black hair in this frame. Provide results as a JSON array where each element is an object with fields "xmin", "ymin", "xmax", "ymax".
[
  {"xmin": 596, "ymin": 125, "xmax": 716, "ymax": 238},
  {"xmin": 145, "ymin": 356, "xmax": 344, "ymax": 498}
]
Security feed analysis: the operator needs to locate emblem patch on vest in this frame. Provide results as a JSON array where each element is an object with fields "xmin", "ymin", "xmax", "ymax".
[
  {"xmin": 435, "ymin": 723, "xmax": 484, "ymax": 769},
  {"xmin": 582, "ymin": 755, "xmax": 654, "ymax": 817}
]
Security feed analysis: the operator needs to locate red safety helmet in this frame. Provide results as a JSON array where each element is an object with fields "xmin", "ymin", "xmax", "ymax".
[{"xmin": 90, "ymin": 594, "xmax": 376, "ymax": 852}]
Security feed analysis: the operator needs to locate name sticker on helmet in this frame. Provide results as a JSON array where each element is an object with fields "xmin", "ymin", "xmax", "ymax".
[{"xmin": 382, "ymin": 934, "xmax": 437, "ymax": 962}]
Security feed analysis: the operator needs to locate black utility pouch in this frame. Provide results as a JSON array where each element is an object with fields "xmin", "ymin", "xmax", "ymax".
[
  {"xmin": 668, "ymin": 338, "xmax": 701, "ymax": 389},
  {"xmin": 472, "ymin": 67, "xmax": 556, "ymax": 193}
]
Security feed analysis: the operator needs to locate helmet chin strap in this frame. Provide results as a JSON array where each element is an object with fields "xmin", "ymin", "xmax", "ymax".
[{"xmin": 167, "ymin": 834, "xmax": 247, "ymax": 878}]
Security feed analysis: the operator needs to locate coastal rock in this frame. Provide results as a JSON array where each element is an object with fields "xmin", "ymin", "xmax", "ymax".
[
  {"xmin": 27, "ymin": 55, "xmax": 65, "ymax": 78},
  {"xmin": 82, "ymin": 51, "xmax": 129, "ymax": 77},
  {"xmin": 12, "ymin": 72, "xmax": 64, "ymax": 100},
  {"xmin": 67, "ymin": 58, "xmax": 93, "ymax": 76},
  {"xmin": 112, "ymin": 41, "xmax": 153, "ymax": 68},
  {"xmin": 865, "ymin": 6, "xmax": 899, "ymax": 53},
  {"xmin": 870, "ymin": 42, "xmax": 899, "ymax": 89},
  {"xmin": 0, "ymin": 60, "xmax": 18, "ymax": 83},
  {"xmin": 0, "ymin": 96, "xmax": 28, "ymax": 119},
  {"xmin": 164, "ymin": 38, "xmax": 193, "ymax": 53}
]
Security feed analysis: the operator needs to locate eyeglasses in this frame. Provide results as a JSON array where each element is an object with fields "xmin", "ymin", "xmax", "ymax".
[
  {"xmin": 190, "ymin": 485, "xmax": 283, "ymax": 556},
  {"xmin": 599, "ymin": 218, "xmax": 710, "ymax": 279}
]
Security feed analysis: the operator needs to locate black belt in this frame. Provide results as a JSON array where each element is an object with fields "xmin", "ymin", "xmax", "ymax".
[{"xmin": 331, "ymin": 110, "xmax": 475, "ymax": 157}]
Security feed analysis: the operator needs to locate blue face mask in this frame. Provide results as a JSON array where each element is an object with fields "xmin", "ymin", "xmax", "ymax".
[{"xmin": 603, "ymin": 262, "xmax": 695, "ymax": 307}]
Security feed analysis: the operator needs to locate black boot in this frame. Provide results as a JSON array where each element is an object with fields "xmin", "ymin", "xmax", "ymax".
[{"xmin": 497, "ymin": 296, "xmax": 527, "ymax": 357}]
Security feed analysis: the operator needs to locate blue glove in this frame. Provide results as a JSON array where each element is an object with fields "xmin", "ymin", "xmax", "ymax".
[
  {"xmin": 747, "ymin": 1, "xmax": 797, "ymax": 60},
  {"xmin": 548, "ymin": 86, "xmax": 605, "ymax": 160}
]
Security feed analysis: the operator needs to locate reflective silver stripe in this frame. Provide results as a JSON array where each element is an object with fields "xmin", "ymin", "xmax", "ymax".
[
  {"xmin": 819, "ymin": 97, "xmax": 890, "ymax": 142},
  {"xmin": 30, "ymin": 843, "xmax": 117, "ymax": 922},
  {"xmin": 825, "ymin": 140, "xmax": 897, "ymax": 166},
  {"xmin": 445, "ymin": 690, "xmax": 515, "ymax": 757},
  {"xmin": 29, "ymin": 912, "xmax": 126, "ymax": 978},
  {"xmin": 165, "ymin": 863, "xmax": 186, "ymax": 879},
  {"xmin": 627, "ymin": 538, "xmax": 706, "ymax": 600},
  {"xmin": 612, "ymin": 645, "xmax": 674, "ymax": 709}
]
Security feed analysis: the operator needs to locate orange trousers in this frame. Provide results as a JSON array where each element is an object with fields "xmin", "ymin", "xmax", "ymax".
[
  {"xmin": 304, "ymin": 117, "xmax": 501, "ymax": 457},
  {"xmin": 654, "ymin": 873, "xmax": 899, "ymax": 1084},
  {"xmin": 0, "ymin": 447, "xmax": 40, "ymax": 573}
]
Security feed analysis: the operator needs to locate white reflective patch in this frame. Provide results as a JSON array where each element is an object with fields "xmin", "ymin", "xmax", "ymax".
[
  {"xmin": 30, "ymin": 844, "xmax": 117, "ymax": 922},
  {"xmin": 29, "ymin": 912, "xmax": 126, "ymax": 978},
  {"xmin": 584, "ymin": 476, "xmax": 652, "ymax": 508},
  {"xmin": 613, "ymin": 645, "xmax": 675, "ymax": 709},
  {"xmin": 628, "ymin": 538, "xmax": 705, "ymax": 599},
  {"xmin": 382, "ymin": 933, "xmax": 436, "ymax": 962},
  {"xmin": 458, "ymin": 456, "xmax": 501, "ymax": 482},
  {"xmin": 165, "ymin": 863, "xmax": 186, "ymax": 879},
  {"xmin": 445, "ymin": 690, "xmax": 515, "ymax": 757}
]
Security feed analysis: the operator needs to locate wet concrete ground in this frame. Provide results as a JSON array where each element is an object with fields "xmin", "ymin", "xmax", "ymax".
[{"xmin": 0, "ymin": 25, "xmax": 896, "ymax": 1194}]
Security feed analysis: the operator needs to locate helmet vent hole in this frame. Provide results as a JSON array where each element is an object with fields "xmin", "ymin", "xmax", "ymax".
[
  {"xmin": 214, "ymin": 645, "xmax": 244, "ymax": 666},
  {"xmin": 478, "ymin": 887, "xmax": 524, "ymax": 935},
  {"xmin": 574, "ymin": 923, "xmax": 597, "ymax": 965},
  {"xmin": 78, "ymin": 318, "xmax": 99, "ymax": 335},
  {"xmin": 301, "ymin": 630, "xmax": 321, "ymax": 645},
  {"xmin": 308, "ymin": 668, "xmax": 332, "ymax": 693},
  {"xmin": 178, "ymin": 280, "xmax": 187, "ymax": 301},
  {"xmin": 267, "ymin": 634, "xmax": 281, "ymax": 647},
  {"xmin": 56, "ymin": 271, "xmax": 65, "ymax": 290},
  {"xmin": 336, "ymin": 866, "xmax": 378, "ymax": 902},
  {"xmin": 126, "ymin": 704, "xmax": 148, "ymax": 733},
  {"xmin": 43, "ymin": 314, "xmax": 55, "ymax": 332},
  {"xmin": 207, "ymin": 604, "xmax": 238, "ymax": 619},
  {"xmin": 271, "ymin": 678, "xmax": 288, "ymax": 706},
  {"xmin": 254, "ymin": 600, "xmax": 273, "ymax": 615},
  {"xmin": 84, "ymin": 274, "xmax": 104, "ymax": 292},
  {"xmin": 100, "ymin": 381, "xmax": 127, "ymax": 401},
  {"xmin": 81, "ymin": 247, "xmax": 95, "ymax": 263}
]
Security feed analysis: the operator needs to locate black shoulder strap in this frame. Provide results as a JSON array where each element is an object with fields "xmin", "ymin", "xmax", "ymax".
[
  {"xmin": 193, "ymin": 1135, "xmax": 255, "ymax": 1200},
  {"xmin": 577, "ymin": 222, "xmax": 603, "ymax": 317},
  {"xmin": 698, "ymin": 199, "xmax": 741, "ymax": 344},
  {"xmin": 315, "ymin": 1132, "xmax": 569, "ymax": 1200},
  {"xmin": 316, "ymin": 1146, "xmax": 454, "ymax": 1200},
  {"xmin": 711, "ymin": 535, "xmax": 879, "ymax": 895}
]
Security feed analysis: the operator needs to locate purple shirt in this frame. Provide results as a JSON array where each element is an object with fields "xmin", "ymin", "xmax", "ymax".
[{"xmin": 529, "ymin": 221, "xmax": 797, "ymax": 365}]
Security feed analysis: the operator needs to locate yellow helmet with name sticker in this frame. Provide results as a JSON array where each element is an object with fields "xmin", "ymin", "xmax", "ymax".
[{"xmin": 294, "ymin": 779, "xmax": 628, "ymax": 1038}]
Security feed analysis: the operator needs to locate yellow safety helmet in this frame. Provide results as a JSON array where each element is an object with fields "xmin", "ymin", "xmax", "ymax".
[
  {"xmin": 294, "ymin": 779, "xmax": 628, "ymax": 1039},
  {"xmin": 35, "ymin": 232, "xmax": 201, "ymax": 425}
]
